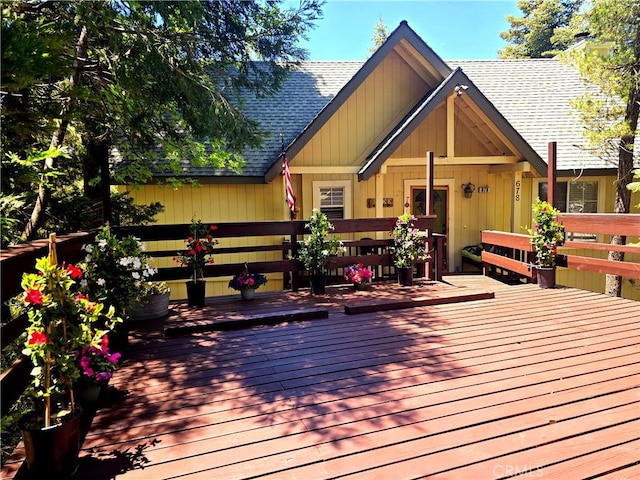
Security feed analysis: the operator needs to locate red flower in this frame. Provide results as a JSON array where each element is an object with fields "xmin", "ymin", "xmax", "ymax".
[
  {"xmin": 65, "ymin": 263, "xmax": 83, "ymax": 279},
  {"xmin": 76, "ymin": 292, "xmax": 90, "ymax": 302},
  {"xmin": 210, "ymin": 225, "xmax": 217, "ymax": 231},
  {"xmin": 24, "ymin": 289, "xmax": 43, "ymax": 305},
  {"xmin": 101, "ymin": 334, "xmax": 109, "ymax": 351},
  {"xmin": 28, "ymin": 331, "xmax": 48, "ymax": 345}
]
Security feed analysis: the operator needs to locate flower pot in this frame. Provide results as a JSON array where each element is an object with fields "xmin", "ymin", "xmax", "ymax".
[
  {"xmin": 240, "ymin": 288, "xmax": 256, "ymax": 301},
  {"xmin": 353, "ymin": 281, "xmax": 369, "ymax": 291},
  {"xmin": 128, "ymin": 292, "xmax": 170, "ymax": 321},
  {"xmin": 107, "ymin": 320, "xmax": 129, "ymax": 355},
  {"xmin": 19, "ymin": 406, "xmax": 82, "ymax": 480},
  {"xmin": 309, "ymin": 273, "xmax": 326, "ymax": 295},
  {"xmin": 186, "ymin": 280, "xmax": 206, "ymax": 307},
  {"xmin": 536, "ymin": 266, "xmax": 556, "ymax": 289},
  {"xmin": 397, "ymin": 267, "xmax": 414, "ymax": 286}
]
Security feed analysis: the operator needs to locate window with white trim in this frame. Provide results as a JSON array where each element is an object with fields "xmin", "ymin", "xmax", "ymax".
[
  {"xmin": 538, "ymin": 180, "xmax": 599, "ymax": 240},
  {"xmin": 313, "ymin": 180, "xmax": 351, "ymax": 220}
]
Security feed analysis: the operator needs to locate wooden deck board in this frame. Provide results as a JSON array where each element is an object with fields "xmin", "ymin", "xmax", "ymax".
[{"xmin": 3, "ymin": 276, "xmax": 639, "ymax": 480}]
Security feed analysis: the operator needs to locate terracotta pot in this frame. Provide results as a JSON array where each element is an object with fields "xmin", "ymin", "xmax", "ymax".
[
  {"xmin": 240, "ymin": 288, "xmax": 256, "ymax": 301},
  {"xmin": 186, "ymin": 281, "xmax": 206, "ymax": 307},
  {"xmin": 536, "ymin": 266, "xmax": 556, "ymax": 289},
  {"xmin": 397, "ymin": 267, "xmax": 414, "ymax": 286},
  {"xmin": 309, "ymin": 273, "xmax": 326, "ymax": 295},
  {"xmin": 19, "ymin": 406, "xmax": 83, "ymax": 480}
]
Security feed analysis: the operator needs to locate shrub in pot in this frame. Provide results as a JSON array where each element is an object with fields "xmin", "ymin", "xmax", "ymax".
[
  {"xmin": 529, "ymin": 198, "xmax": 565, "ymax": 288},
  {"xmin": 228, "ymin": 264, "xmax": 267, "ymax": 300},
  {"xmin": 389, "ymin": 213, "xmax": 429, "ymax": 286}
]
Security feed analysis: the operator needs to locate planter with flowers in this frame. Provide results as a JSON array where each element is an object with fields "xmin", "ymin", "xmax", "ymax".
[
  {"xmin": 74, "ymin": 334, "xmax": 121, "ymax": 404},
  {"xmin": 174, "ymin": 219, "xmax": 218, "ymax": 307},
  {"xmin": 344, "ymin": 264, "xmax": 373, "ymax": 290},
  {"xmin": 389, "ymin": 213, "xmax": 429, "ymax": 286},
  {"xmin": 529, "ymin": 198, "xmax": 565, "ymax": 289},
  {"xmin": 19, "ymin": 234, "xmax": 119, "ymax": 478},
  {"xmin": 80, "ymin": 226, "xmax": 157, "ymax": 351},
  {"xmin": 128, "ymin": 281, "xmax": 171, "ymax": 321},
  {"xmin": 297, "ymin": 209, "xmax": 343, "ymax": 295},
  {"xmin": 228, "ymin": 264, "xmax": 268, "ymax": 300}
]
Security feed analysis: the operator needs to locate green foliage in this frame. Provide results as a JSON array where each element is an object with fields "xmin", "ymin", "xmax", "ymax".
[
  {"xmin": 529, "ymin": 199, "xmax": 565, "ymax": 267},
  {"xmin": 369, "ymin": 15, "xmax": 390, "ymax": 53},
  {"xmin": 297, "ymin": 209, "xmax": 343, "ymax": 274},
  {"xmin": 389, "ymin": 213, "xmax": 429, "ymax": 268},
  {"xmin": 499, "ymin": 0, "xmax": 583, "ymax": 58},
  {"xmin": 1, "ymin": 0, "xmax": 324, "ymax": 239},
  {"xmin": 628, "ymin": 169, "xmax": 640, "ymax": 210},
  {"xmin": 79, "ymin": 227, "xmax": 157, "ymax": 316},
  {"xmin": 561, "ymin": 0, "xmax": 639, "ymax": 169}
]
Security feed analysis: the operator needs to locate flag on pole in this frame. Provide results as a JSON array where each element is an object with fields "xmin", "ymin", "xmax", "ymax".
[{"xmin": 282, "ymin": 156, "xmax": 296, "ymax": 216}]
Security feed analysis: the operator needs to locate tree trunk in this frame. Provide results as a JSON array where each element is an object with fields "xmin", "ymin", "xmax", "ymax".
[
  {"xmin": 20, "ymin": 25, "xmax": 89, "ymax": 242},
  {"xmin": 605, "ymin": 23, "xmax": 640, "ymax": 297}
]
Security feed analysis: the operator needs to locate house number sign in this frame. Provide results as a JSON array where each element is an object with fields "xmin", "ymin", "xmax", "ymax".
[{"xmin": 515, "ymin": 180, "xmax": 521, "ymax": 202}]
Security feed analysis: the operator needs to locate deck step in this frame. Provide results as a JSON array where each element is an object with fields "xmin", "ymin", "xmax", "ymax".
[
  {"xmin": 164, "ymin": 308, "xmax": 329, "ymax": 336},
  {"xmin": 344, "ymin": 290, "xmax": 495, "ymax": 314}
]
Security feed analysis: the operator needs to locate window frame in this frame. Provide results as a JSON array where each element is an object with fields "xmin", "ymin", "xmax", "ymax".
[{"xmin": 312, "ymin": 180, "xmax": 352, "ymax": 220}]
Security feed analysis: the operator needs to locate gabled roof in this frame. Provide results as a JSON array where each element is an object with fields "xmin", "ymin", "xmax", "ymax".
[
  {"xmin": 358, "ymin": 67, "xmax": 547, "ymax": 181},
  {"xmin": 264, "ymin": 20, "xmax": 452, "ymax": 182}
]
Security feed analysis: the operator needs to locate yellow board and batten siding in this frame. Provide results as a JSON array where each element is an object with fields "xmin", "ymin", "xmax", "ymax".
[{"xmin": 122, "ymin": 181, "xmax": 296, "ymax": 298}]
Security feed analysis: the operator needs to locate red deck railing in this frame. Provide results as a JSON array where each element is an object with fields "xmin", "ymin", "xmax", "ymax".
[
  {"xmin": 0, "ymin": 216, "xmax": 441, "ymax": 417},
  {"xmin": 481, "ymin": 213, "xmax": 640, "ymax": 283}
]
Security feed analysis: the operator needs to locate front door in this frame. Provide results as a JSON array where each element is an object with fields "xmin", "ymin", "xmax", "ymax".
[{"xmin": 411, "ymin": 186, "xmax": 449, "ymax": 272}]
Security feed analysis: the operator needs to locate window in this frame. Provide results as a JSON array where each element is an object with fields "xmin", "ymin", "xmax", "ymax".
[
  {"xmin": 538, "ymin": 180, "xmax": 598, "ymax": 213},
  {"xmin": 313, "ymin": 180, "xmax": 351, "ymax": 219},
  {"xmin": 538, "ymin": 180, "xmax": 599, "ymax": 240}
]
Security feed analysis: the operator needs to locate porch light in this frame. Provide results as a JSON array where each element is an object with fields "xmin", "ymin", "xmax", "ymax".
[{"xmin": 462, "ymin": 182, "xmax": 476, "ymax": 198}]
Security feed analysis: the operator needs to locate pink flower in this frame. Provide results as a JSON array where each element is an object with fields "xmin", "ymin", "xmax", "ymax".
[
  {"xmin": 107, "ymin": 352, "xmax": 121, "ymax": 364},
  {"xmin": 25, "ymin": 289, "xmax": 43, "ymax": 305}
]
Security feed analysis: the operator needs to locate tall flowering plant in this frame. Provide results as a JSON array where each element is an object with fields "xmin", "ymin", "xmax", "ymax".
[
  {"xmin": 297, "ymin": 209, "xmax": 344, "ymax": 275},
  {"xmin": 389, "ymin": 213, "xmax": 429, "ymax": 268},
  {"xmin": 21, "ymin": 235, "xmax": 118, "ymax": 428},
  {"xmin": 80, "ymin": 226, "xmax": 157, "ymax": 317},
  {"xmin": 529, "ymin": 198, "xmax": 565, "ymax": 267},
  {"xmin": 174, "ymin": 218, "xmax": 218, "ymax": 282}
]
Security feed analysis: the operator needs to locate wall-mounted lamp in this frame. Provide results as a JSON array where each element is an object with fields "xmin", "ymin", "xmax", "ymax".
[{"xmin": 462, "ymin": 182, "xmax": 476, "ymax": 198}]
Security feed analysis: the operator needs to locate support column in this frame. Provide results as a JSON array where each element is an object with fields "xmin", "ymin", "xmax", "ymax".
[{"xmin": 548, "ymin": 141, "xmax": 557, "ymax": 208}]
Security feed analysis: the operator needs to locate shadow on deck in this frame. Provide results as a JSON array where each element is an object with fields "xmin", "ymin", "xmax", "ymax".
[{"xmin": 3, "ymin": 276, "xmax": 639, "ymax": 479}]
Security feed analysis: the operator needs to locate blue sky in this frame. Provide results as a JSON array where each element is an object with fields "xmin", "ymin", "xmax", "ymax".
[{"xmin": 297, "ymin": 0, "xmax": 521, "ymax": 60}]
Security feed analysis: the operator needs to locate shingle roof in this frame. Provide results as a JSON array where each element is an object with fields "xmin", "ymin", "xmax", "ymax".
[{"xmin": 183, "ymin": 56, "xmax": 633, "ymax": 179}]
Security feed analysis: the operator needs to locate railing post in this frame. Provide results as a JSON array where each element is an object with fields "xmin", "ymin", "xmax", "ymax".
[
  {"xmin": 290, "ymin": 232, "xmax": 299, "ymax": 292},
  {"xmin": 433, "ymin": 233, "xmax": 445, "ymax": 282}
]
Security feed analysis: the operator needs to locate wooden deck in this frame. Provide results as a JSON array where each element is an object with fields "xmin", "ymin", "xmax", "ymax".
[{"xmin": 3, "ymin": 276, "xmax": 639, "ymax": 479}]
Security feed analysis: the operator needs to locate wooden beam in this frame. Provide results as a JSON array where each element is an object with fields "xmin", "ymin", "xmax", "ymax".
[
  {"xmin": 558, "ymin": 213, "xmax": 640, "ymax": 236},
  {"xmin": 562, "ymin": 240, "xmax": 640, "ymax": 254},
  {"xmin": 290, "ymin": 166, "xmax": 360, "ymax": 174},
  {"xmin": 482, "ymin": 230, "xmax": 534, "ymax": 251},
  {"xmin": 548, "ymin": 142, "xmax": 557, "ymax": 208},
  {"xmin": 489, "ymin": 163, "xmax": 532, "ymax": 174},
  {"xmin": 387, "ymin": 156, "xmax": 518, "ymax": 167},
  {"xmin": 566, "ymin": 255, "xmax": 640, "ymax": 279},
  {"xmin": 447, "ymin": 94, "xmax": 455, "ymax": 158},
  {"xmin": 481, "ymin": 251, "xmax": 534, "ymax": 278}
]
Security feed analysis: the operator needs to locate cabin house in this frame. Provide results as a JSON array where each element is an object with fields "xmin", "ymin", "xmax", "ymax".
[{"xmin": 120, "ymin": 21, "xmax": 640, "ymax": 300}]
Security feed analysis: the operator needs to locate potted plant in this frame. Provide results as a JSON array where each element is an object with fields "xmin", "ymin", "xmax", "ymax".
[
  {"xmin": 297, "ymin": 209, "xmax": 343, "ymax": 294},
  {"xmin": 389, "ymin": 213, "xmax": 429, "ymax": 286},
  {"xmin": 174, "ymin": 218, "xmax": 218, "ymax": 307},
  {"xmin": 80, "ymin": 226, "xmax": 157, "ymax": 350},
  {"xmin": 343, "ymin": 263, "xmax": 373, "ymax": 290},
  {"xmin": 228, "ymin": 264, "xmax": 268, "ymax": 300},
  {"xmin": 529, "ymin": 198, "xmax": 565, "ymax": 289},
  {"xmin": 19, "ymin": 235, "xmax": 119, "ymax": 478},
  {"xmin": 74, "ymin": 333, "xmax": 121, "ymax": 404},
  {"xmin": 128, "ymin": 281, "xmax": 171, "ymax": 321}
]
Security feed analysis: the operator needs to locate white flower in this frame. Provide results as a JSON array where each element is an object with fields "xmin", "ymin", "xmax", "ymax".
[
  {"xmin": 132, "ymin": 258, "xmax": 142, "ymax": 269},
  {"xmin": 97, "ymin": 278, "xmax": 106, "ymax": 286},
  {"xmin": 84, "ymin": 244, "xmax": 93, "ymax": 253},
  {"xmin": 132, "ymin": 271, "xmax": 140, "ymax": 280},
  {"xmin": 80, "ymin": 279, "xmax": 88, "ymax": 288},
  {"xmin": 85, "ymin": 254, "xmax": 92, "ymax": 262},
  {"xmin": 98, "ymin": 239, "xmax": 107, "ymax": 248},
  {"xmin": 140, "ymin": 242, "xmax": 147, "ymax": 252},
  {"xmin": 119, "ymin": 257, "xmax": 129, "ymax": 266}
]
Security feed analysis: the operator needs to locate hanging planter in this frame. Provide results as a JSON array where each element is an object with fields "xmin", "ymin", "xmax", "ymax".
[{"xmin": 229, "ymin": 263, "xmax": 267, "ymax": 301}]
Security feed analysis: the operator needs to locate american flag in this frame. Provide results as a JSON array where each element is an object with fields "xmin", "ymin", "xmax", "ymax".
[{"xmin": 282, "ymin": 156, "xmax": 296, "ymax": 215}]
